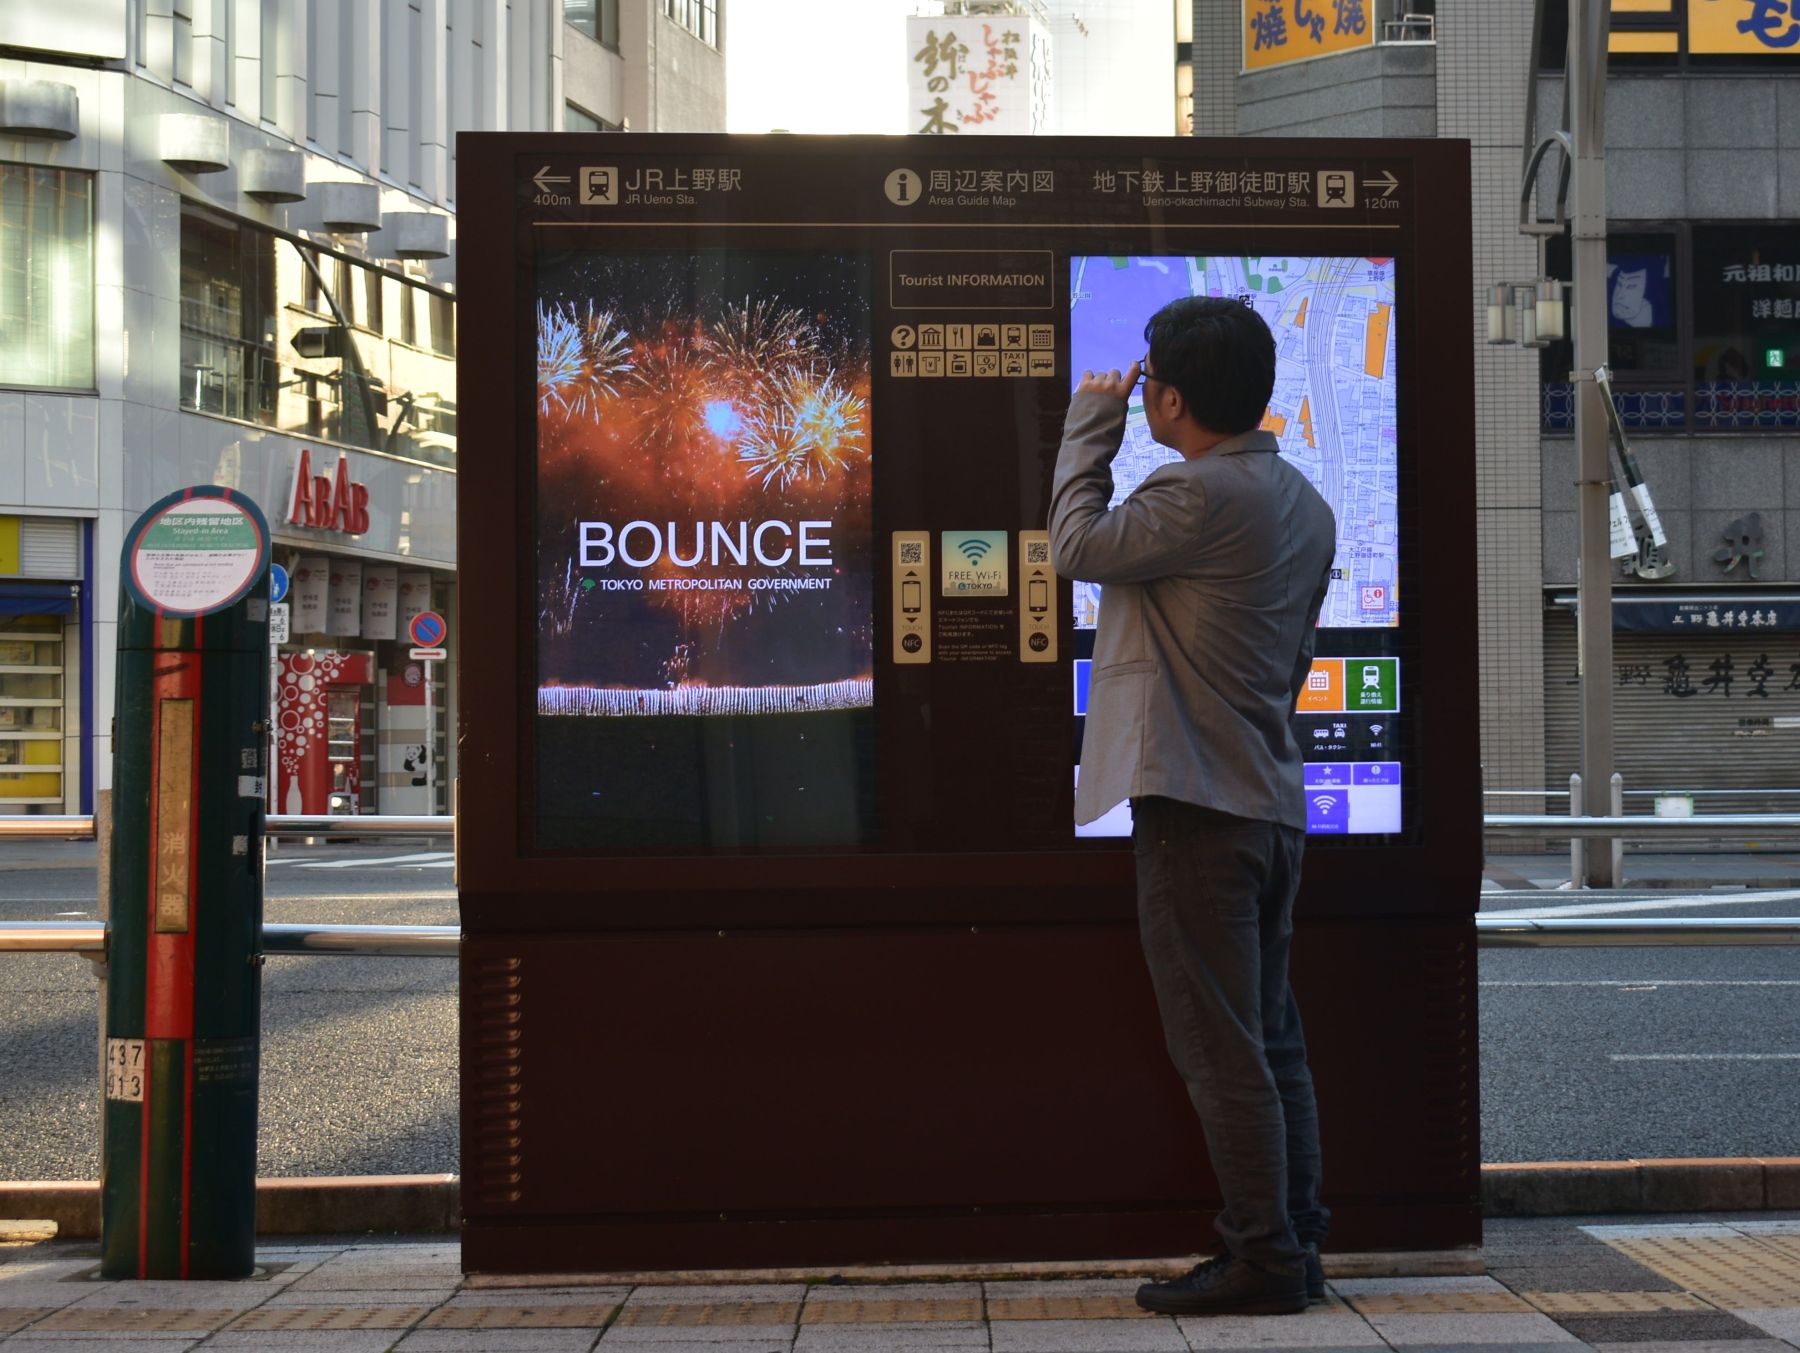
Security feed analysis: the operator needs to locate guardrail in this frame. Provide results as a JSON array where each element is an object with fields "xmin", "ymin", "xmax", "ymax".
[
  {"xmin": 0, "ymin": 815, "xmax": 455, "ymax": 841},
  {"xmin": 1487, "ymin": 814, "xmax": 1800, "ymax": 837},
  {"xmin": 6, "ymin": 917, "xmax": 1800, "ymax": 956},
  {"xmin": 11, "ymin": 811, "xmax": 1800, "ymax": 843}
]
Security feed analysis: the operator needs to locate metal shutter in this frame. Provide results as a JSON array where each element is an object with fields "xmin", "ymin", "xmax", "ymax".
[
  {"xmin": 1544, "ymin": 610, "xmax": 1800, "ymax": 818},
  {"xmin": 17, "ymin": 518, "xmax": 81, "ymax": 579}
]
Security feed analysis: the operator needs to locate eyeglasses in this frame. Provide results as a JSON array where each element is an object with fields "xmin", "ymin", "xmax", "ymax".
[{"xmin": 1135, "ymin": 355, "xmax": 1157, "ymax": 388}]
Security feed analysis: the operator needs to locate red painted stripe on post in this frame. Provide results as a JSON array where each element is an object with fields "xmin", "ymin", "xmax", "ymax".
[{"xmin": 178, "ymin": 640, "xmax": 202, "ymax": 1279}]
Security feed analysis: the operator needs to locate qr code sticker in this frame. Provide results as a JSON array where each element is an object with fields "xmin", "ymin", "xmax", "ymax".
[
  {"xmin": 1026, "ymin": 541, "xmax": 1050, "ymax": 565},
  {"xmin": 899, "ymin": 541, "xmax": 924, "ymax": 565}
]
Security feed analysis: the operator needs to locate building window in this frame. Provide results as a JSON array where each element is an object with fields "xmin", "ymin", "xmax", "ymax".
[
  {"xmin": 663, "ymin": 0, "xmax": 719, "ymax": 47},
  {"xmin": 178, "ymin": 204, "xmax": 458, "ymax": 464},
  {"xmin": 564, "ymin": 102, "xmax": 620, "ymax": 132},
  {"xmin": 1540, "ymin": 223, "xmax": 1800, "ymax": 434},
  {"xmin": 0, "ymin": 165, "xmax": 95, "ymax": 392},
  {"xmin": 564, "ymin": 0, "xmax": 620, "ymax": 50}
]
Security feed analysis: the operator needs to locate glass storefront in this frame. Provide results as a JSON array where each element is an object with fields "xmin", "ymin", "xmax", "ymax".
[
  {"xmin": 0, "ymin": 517, "xmax": 87, "ymax": 816},
  {"xmin": 270, "ymin": 551, "xmax": 451, "ymax": 817}
]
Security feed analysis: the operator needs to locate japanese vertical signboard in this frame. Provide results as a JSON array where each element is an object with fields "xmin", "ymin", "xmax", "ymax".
[
  {"xmin": 1243, "ymin": 0, "xmax": 1376, "ymax": 71},
  {"xmin": 907, "ymin": 16, "xmax": 1052, "ymax": 135}
]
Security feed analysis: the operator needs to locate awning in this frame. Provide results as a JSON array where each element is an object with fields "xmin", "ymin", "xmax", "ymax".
[
  {"xmin": 1549, "ymin": 592, "xmax": 1800, "ymax": 634},
  {"xmin": 0, "ymin": 580, "xmax": 78, "ymax": 616}
]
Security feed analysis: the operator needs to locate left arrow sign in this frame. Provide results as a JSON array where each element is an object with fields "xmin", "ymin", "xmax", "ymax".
[{"xmin": 533, "ymin": 166, "xmax": 572, "ymax": 193}]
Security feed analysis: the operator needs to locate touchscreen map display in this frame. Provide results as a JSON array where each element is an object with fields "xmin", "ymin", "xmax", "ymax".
[{"xmin": 1069, "ymin": 255, "xmax": 1403, "ymax": 838}]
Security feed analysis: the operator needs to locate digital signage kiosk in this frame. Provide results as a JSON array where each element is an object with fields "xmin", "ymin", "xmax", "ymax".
[{"xmin": 457, "ymin": 134, "xmax": 1480, "ymax": 1273}]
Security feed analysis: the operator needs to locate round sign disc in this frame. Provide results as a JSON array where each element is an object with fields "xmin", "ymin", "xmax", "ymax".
[{"xmin": 126, "ymin": 488, "xmax": 271, "ymax": 619}]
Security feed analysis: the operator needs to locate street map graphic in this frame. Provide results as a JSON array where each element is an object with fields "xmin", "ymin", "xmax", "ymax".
[{"xmin": 1068, "ymin": 255, "xmax": 1399, "ymax": 630}]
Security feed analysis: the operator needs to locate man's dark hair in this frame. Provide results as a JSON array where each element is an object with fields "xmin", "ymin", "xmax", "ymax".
[{"xmin": 1143, "ymin": 296, "xmax": 1276, "ymax": 436}]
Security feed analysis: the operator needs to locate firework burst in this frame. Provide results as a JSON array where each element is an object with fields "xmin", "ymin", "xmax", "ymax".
[
  {"xmin": 708, "ymin": 298, "xmax": 810, "ymax": 367},
  {"xmin": 536, "ymin": 303, "xmax": 583, "ymax": 418},
  {"xmin": 736, "ymin": 401, "xmax": 816, "ymax": 490},
  {"xmin": 786, "ymin": 371, "xmax": 868, "ymax": 472},
  {"xmin": 631, "ymin": 325, "xmax": 712, "ymax": 447},
  {"xmin": 537, "ymin": 302, "xmax": 634, "ymax": 420}
]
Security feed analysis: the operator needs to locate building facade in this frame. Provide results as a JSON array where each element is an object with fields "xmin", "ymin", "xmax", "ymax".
[
  {"xmin": 0, "ymin": 1, "xmax": 725, "ymax": 817},
  {"xmin": 1192, "ymin": 0, "xmax": 1800, "ymax": 819}
]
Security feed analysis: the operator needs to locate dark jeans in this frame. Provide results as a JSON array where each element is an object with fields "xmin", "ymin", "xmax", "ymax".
[{"xmin": 1131, "ymin": 795, "xmax": 1328, "ymax": 1273}]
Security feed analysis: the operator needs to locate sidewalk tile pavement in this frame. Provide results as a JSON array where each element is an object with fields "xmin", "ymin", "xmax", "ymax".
[{"xmin": 3, "ymin": 1215, "xmax": 1800, "ymax": 1351}]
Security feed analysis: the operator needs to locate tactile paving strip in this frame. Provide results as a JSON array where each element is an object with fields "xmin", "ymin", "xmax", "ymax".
[
  {"xmin": 986, "ymin": 1294, "xmax": 1156, "ymax": 1321},
  {"xmin": 37, "ymin": 1307, "xmax": 236, "ymax": 1332},
  {"xmin": 423, "ymin": 1303, "xmax": 620, "ymax": 1328},
  {"xmin": 1755, "ymin": 1236, "xmax": 1800, "ymax": 1265},
  {"xmin": 1524, "ymin": 1290, "xmax": 1715, "ymax": 1314},
  {"xmin": 0, "ymin": 1308, "xmax": 59, "ymax": 1336},
  {"xmin": 800, "ymin": 1298, "xmax": 984, "ymax": 1324},
  {"xmin": 1347, "ymin": 1291, "xmax": 1536, "ymax": 1315},
  {"xmin": 227, "ymin": 1305, "xmax": 434, "ymax": 1331},
  {"xmin": 1606, "ymin": 1236, "xmax": 1800, "ymax": 1309},
  {"xmin": 616, "ymin": 1302, "xmax": 798, "ymax": 1327}
]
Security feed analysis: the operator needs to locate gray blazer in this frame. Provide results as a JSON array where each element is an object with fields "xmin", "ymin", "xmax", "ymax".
[{"xmin": 1049, "ymin": 390, "xmax": 1337, "ymax": 829}]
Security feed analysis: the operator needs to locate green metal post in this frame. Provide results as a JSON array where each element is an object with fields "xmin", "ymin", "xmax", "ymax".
[{"xmin": 101, "ymin": 486, "xmax": 271, "ymax": 1280}]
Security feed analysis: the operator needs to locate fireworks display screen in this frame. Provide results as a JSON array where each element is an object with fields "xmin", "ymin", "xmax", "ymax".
[{"xmin": 534, "ymin": 251, "xmax": 877, "ymax": 849}]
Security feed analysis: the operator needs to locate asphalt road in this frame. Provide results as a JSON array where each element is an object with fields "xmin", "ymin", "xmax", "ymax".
[
  {"xmin": 2, "ymin": 842, "xmax": 1797, "ymax": 1178},
  {"xmin": 0, "ymin": 840, "xmax": 456, "ymax": 1181}
]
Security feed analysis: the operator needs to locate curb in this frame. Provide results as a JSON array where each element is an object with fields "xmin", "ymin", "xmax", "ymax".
[
  {"xmin": 5, "ymin": 1160, "xmax": 1798, "ymax": 1243},
  {"xmin": 1483, "ymin": 1156, "xmax": 1800, "ymax": 1216},
  {"xmin": 0, "ymin": 1175, "xmax": 457, "ymax": 1240}
]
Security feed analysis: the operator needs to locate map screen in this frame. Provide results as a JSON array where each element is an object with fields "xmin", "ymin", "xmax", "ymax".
[
  {"xmin": 1068, "ymin": 255, "xmax": 1399, "ymax": 630},
  {"xmin": 1069, "ymin": 255, "xmax": 1404, "ymax": 839}
]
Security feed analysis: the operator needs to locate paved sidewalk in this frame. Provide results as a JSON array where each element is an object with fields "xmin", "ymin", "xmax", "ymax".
[{"xmin": 4, "ymin": 1215, "xmax": 1800, "ymax": 1351}]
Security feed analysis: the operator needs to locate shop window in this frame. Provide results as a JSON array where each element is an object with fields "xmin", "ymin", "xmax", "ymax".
[
  {"xmin": 1692, "ymin": 225, "xmax": 1800, "ymax": 430},
  {"xmin": 0, "ymin": 164, "xmax": 95, "ymax": 392},
  {"xmin": 1540, "ymin": 229, "xmax": 1687, "ymax": 432},
  {"xmin": 0, "ymin": 616, "xmax": 67, "ymax": 811},
  {"xmin": 179, "ymin": 204, "xmax": 458, "ymax": 464}
]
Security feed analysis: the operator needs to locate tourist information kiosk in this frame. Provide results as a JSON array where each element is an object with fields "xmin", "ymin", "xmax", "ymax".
[{"xmin": 456, "ymin": 134, "xmax": 1480, "ymax": 1273}]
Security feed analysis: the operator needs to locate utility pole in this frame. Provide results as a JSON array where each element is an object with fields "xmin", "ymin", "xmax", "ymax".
[{"xmin": 1569, "ymin": 0, "xmax": 1615, "ymax": 886}]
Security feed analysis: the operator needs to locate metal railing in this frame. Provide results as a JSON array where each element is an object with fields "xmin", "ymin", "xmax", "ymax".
[
  {"xmin": 1487, "ymin": 814, "xmax": 1800, "ymax": 837},
  {"xmin": 0, "ymin": 815, "xmax": 454, "ymax": 841},
  {"xmin": 5, "ymin": 916, "xmax": 1799, "ymax": 956},
  {"xmin": 12, "ymin": 811, "xmax": 1800, "ymax": 844},
  {"xmin": 5, "ymin": 810, "xmax": 1799, "ymax": 958}
]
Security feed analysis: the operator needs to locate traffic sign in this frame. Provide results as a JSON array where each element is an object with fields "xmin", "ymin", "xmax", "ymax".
[
  {"xmin": 409, "ymin": 646, "xmax": 446, "ymax": 661},
  {"xmin": 408, "ymin": 609, "xmax": 447, "ymax": 648},
  {"xmin": 269, "ymin": 562, "xmax": 289, "ymax": 605}
]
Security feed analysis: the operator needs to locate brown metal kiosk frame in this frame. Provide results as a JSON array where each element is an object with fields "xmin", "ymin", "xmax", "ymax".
[{"xmin": 455, "ymin": 133, "xmax": 1481, "ymax": 1274}]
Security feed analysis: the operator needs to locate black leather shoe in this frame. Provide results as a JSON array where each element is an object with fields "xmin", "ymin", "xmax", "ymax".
[
  {"xmin": 1136, "ymin": 1253, "xmax": 1308, "ymax": 1316},
  {"xmin": 1303, "ymin": 1241, "xmax": 1326, "ymax": 1302}
]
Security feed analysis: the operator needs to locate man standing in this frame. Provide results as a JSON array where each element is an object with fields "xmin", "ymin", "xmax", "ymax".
[{"xmin": 1049, "ymin": 297, "xmax": 1337, "ymax": 1317}]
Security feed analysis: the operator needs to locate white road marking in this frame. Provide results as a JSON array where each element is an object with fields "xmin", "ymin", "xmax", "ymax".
[
  {"xmin": 1483, "ymin": 980, "xmax": 1800, "ymax": 988},
  {"xmin": 1611, "ymin": 1053, "xmax": 1800, "ymax": 1062},
  {"xmin": 290, "ymin": 852, "xmax": 455, "ymax": 870},
  {"xmin": 1481, "ymin": 887, "xmax": 1800, "ymax": 919}
]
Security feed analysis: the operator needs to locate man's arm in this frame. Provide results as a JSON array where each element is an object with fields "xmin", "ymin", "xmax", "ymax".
[{"xmin": 1048, "ymin": 377, "xmax": 1207, "ymax": 585}]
